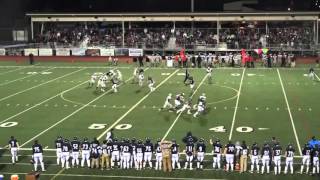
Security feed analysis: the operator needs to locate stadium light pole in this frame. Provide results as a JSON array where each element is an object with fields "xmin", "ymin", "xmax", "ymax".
[
  {"xmin": 122, "ymin": 21, "xmax": 125, "ymax": 48},
  {"xmin": 30, "ymin": 19, "xmax": 34, "ymax": 40},
  {"xmin": 191, "ymin": 0, "xmax": 194, "ymax": 12}
]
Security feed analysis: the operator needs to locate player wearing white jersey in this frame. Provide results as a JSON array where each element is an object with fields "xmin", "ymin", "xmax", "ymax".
[
  {"xmin": 160, "ymin": 93, "xmax": 173, "ymax": 111},
  {"xmin": 148, "ymin": 77, "xmax": 155, "ymax": 92},
  {"xmin": 89, "ymin": 73, "xmax": 98, "ymax": 87},
  {"xmin": 193, "ymin": 101, "xmax": 205, "ymax": 118},
  {"xmin": 206, "ymin": 66, "xmax": 213, "ymax": 84},
  {"xmin": 176, "ymin": 100, "xmax": 192, "ymax": 114},
  {"xmin": 138, "ymin": 73, "xmax": 144, "ymax": 87},
  {"xmin": 116, "ymin": 69, "xmax": 123, "ymax": 82},
  {"xmin": 174, "ymin": 93, "xmax": 185, "ymax": 109}
]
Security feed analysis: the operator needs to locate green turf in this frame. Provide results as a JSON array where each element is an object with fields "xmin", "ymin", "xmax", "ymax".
[{"xmin": 0, "ymin": 61, "xmax": 319, "ymax": 180}]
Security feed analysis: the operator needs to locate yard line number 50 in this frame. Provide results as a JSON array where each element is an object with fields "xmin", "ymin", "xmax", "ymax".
[{"xmin": 88, "ymin": 123, "xmax": 132, "ymax": 130}]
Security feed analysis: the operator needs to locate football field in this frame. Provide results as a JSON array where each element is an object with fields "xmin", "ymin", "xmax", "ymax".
[{"xmin": 0, "ymin": 61, "xmax": 319, "ymax": 180}]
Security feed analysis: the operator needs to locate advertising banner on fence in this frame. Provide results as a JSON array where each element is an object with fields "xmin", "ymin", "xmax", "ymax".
[
  {"xmin": 128, "ymin": 48, "xmax": 143, "ymax": 57},
  {"xmin": 56, "ymin": 48, "xmax": 70, "ymax": 56},
  {"xmin": 24, "ymin": 49, "xmax": 38, "ymax": 56},
  {"xmin": 38, "ymin": 48, "xmax": 53, "ymax": 56},
  {"xmin": 0, "ymin": 49, "xmax": 5, "ymax": 56},
  {"xmin": 86, "ymin": 49, "xmax": 100, "ymax": 56},
  {"xmin": 71, "ymin": 48, "xmax": 86, "ymax": 56},
  {"xmin": 100, "ymin": 48, "xmax": 114, "ymax": 56}
]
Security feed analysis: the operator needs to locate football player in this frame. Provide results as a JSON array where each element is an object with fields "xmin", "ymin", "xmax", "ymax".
[
  {"xmin": 309, "ymin": 67, "xmax": 315, "ymax": 80},
  {"xmin": 171, "ymin": 139, "xmax": 181, "ymax": 170},
  {"xmin": 80, "ymin": 138, "xmax": 91, "ymax": 168},
  {"xmin": 312, "ymin": 144, "xmax": 319, "ymax": 175},
  {"xmin": 88, "ymin": 73, "xmax": 98, "ymax": 87},
  {"xmin": 122, "ymin": 139, "xmax": 132, "ymax": 169},
  {"xmin": 261, "ymin": 143, "xmax": 272, "ymax": 174},
  {"xmin": 196, "ymin": 138, "xmax": 206, "ymax": 170},
  {"xmin": 71, "ymin": 137, "xmax": 81, "ymax": 168},
  {"xmin": 184, "ymin": 138, "xmax": 195, "ymax": 170},
  {"xmin": 32, "ymin": 140, "xmax": 45, "ymax": 172},
  {"xmin": 97, "ymin": 74, "xmax": 108, "ymax": 92},
  {"xmin": 8, "ymin": 136, "xmax": 19, "ymax": 164},
  {"xmin": 130, "ymin": 138, "xmax": 137, "ymax": 169},
  {"xmin": 111, "ymin": 138, "xmax": 120, "ymax": 168},
  {"xmin": 111, "ymin": 77, "xmax": 119, "ymax": 93},
  {"xmin": 160, "ymin": 93, "xmax": 173, "ymax": 111},
  {"xmin": 174, "ymin": 93, "xmax": 185, "ymax": 109},
  {"xmin": 90, "ymin": 142, "xmax": 102, "ymax": 169},
  {"xmin": 147, "ymin": 76, "xmax": 155, "ymax": 92},
  {"xmin": 116, "ymin": 69, "xmax": 123, "ymax": 83},
  {"xmin": 300, "ymin": 143, "xmax": 312, "ymax": 174},
  {"xmin": 273, "ymin": 143, "xmax": 282, "ymax": 175},
  {"xmin": 224, "ymin": 140, "xmax": 236, "ymax": 172},
  {"xmin": 155, "ymin": 138, "xmax": 163, "ymax": 170},
  {"xmin": 193, "ymin": 100, "xmax": 205, "ymax": 118},
  {"xmin": 210, "ymin": 139, "xmax": 222, "ymax": 169},
  {"xmin": 138, "ymin": 69, "xmax": 144, "ymax": 87},
  {"xmin": 136, "ymin": 140, "xmax": 144, "ymax": 170},
  {"xmin": 176, "ymin": 99, "xmax": 192, "ymax": 115},
  {"xmin": 132, "ymin": 67, "xmax": 139, "ymax": 84},
  {"xmin": 54, "ymin": 136, "xmax": 63, "ymax": 165},
  {"xmin": 61, "ymin": 139, "xmax": 71, "ymax": 169},
  {"xmin": 206, "ymin": 66, "xmax": 213, "ymax": 84},
  {"xmin": 250, "ymin": 142, "xmax": 260, "ymax": 173},
  {"xmin": 284, "ymin": 143, "xmax": 295, "ymax": 174},
  {"xmin": 119, "ymin": 138, "xmax": 125, "ymax": 169},
  {"xmin": 144, "ymin": 138, "xmax": 153, "ymax": 169},
  {"xmin": 187, "ymin": 76, "xmax": 195, "ymax": 92}
]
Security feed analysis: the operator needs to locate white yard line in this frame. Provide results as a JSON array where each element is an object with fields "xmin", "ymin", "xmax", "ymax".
[
  {"xmin": 19, "ymin": 74, "xmax": 138, "ymax": 148},
  {"xmin": 228, "ymin": 68, "xmax": 245, "ymax": 140},
  {"xmin": 0, "ymin": 67, "xmax": 56, "ymax": 86},
  {"xmin": 0, "ymin": 67, "xmax": 27, "ymax": 75},
  {"xmin": 314, "ymin": 72, "xmax": 320, "ymax": 81},
  {"xmin": 161, "ymin": 73, "xmax": 208, "ymax": 141},
  {"xmin": 0, "ymin": 80, "xmax": 89, "ymax": 125},
  {"xmin": 97, "ymin": 69, "xmax": 179, "ymax": 140},
  {"xmin": 277, "ymin": 68, "xmax": 302, "ymax": 155},
  {"xmin": 0, "ymin": 68, "xmax": 85, "ymax": 102}
]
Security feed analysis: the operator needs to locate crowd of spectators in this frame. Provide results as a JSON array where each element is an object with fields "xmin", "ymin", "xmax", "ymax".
[{"xmin": 34, "ymin": 22, "xmax": 315, "ymax": 50}]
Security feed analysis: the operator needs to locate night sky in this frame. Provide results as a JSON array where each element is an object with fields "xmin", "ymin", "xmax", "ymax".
[{"xmin": 0, "ymin": 0, "xmax": 318, "ymax": 28}]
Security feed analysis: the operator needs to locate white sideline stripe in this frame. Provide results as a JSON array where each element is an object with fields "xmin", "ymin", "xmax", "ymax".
[
  {"xmin": 0, "ymin": 80, "xmax": 88, "ymax": 125},
  {"xmin": 19, "ymin": 74, "xmax": 137, "ymax": 147},
  {"xmin": 0, "ymin": 68, "xmax": 85, "ymax": 102},
  {"xmin": 0, "ymin": 67, "xmax": 27, "ymax": 75},
  {"xmin": 0, "ymin": 67, "xmax": 55, "ymax": 86},
  {"xmin": 161, "ymin": 73, "xmax": 208, "ymax": 141},
  {"xmin": 0, "ymin": 65, "xmax": 316, "ymax": 70},
  {"xmin": 228, "ymin": 68, "xmax": 245, "ymax": 140},
  {"xmin": 0, "ymin": 172, "xmax": 224, "ymax": 180},
  {"xmin": 97, "ymin": 69, "xmax": 179, "ymax": 140},
  {"xmin": 277, "ymin": 69, "xmax": 302, "ymax": 156}
]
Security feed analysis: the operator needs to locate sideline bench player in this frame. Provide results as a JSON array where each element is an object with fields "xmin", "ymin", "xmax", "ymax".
[
  {"xmin": 8, "ymin": 136, "xmax": 19, "ymax": 164},
  {"xmin": 54, "ymin": 136, "xmax": 63, "ymax": 165},
  {"xmin": 31, "ymin": 140, "xmax": 45, "ymax": 172}
]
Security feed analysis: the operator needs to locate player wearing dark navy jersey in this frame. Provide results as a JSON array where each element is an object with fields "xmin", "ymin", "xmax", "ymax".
[
  {"xmin": 171, "ymin": 140, "xmax": 181, "ymax": 170},
  {"xmin": 81, "ymin": 138, "xmax": 91, "ymax": 168},
  {"xmin": 71, "ymin": 137, "xmax": 81, "ymax": 168},
  {"xmin": 32, "ymin": 140, "xmax": 45, "ymax": 172},
  {"xmin": 196, "ymin": 138, "xmax": 206, "ymax": 169},
  {"xmin": 8, "ymin": 136, "xmax": 19, "ymax": 164},
  {"xmin": 184, "ymin": 138, "xmax": 195, "ymax": 170}
]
